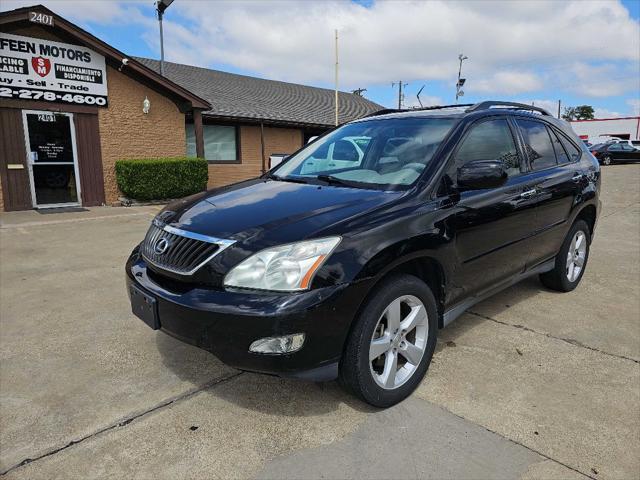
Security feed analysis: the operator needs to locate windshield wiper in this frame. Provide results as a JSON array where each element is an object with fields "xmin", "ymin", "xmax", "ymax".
[
  {"xmin": 315, "ymin": 174, "xmax": 360, "ymax": 188},
  {"xmin": 266, "ymin": 173, "xmax": 309, "ymax": 184}
]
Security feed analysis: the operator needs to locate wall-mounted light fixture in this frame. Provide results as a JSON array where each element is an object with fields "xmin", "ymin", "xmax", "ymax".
[{"xmin": 143, "ymin": 96, "xmax": 150, "ymax": 114}]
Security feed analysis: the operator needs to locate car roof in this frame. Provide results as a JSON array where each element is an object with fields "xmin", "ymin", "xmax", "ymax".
[
  {"xmin": 352, "ymin": 101, "xmax": 576, "ymax": 138},
  {"xmin": 356, "ymin": 108, "xmax": 468, "ymax": 121},
  {"xmin": 354, "ymin": 101, "xmax": 552, "ymax": 122}
]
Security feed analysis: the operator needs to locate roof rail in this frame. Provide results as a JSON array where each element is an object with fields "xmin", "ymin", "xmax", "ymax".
[
  {"xmin": 365, "ymin": 104, "xmax": 474, "ymax": 118},
  {"xmin": 466, "ymin": 101, "xmax": 551, "ymax": 116}
]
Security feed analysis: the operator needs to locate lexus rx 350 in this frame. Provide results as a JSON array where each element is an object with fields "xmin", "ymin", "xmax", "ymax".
[{"xmin": 126, "ymin": 101, "xmax": 600, "ymax": 407}]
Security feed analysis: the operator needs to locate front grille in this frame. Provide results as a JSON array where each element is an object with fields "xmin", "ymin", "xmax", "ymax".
[{"xmin": 141, "ymin": 222, "xmax": 235, "ymax": 275}]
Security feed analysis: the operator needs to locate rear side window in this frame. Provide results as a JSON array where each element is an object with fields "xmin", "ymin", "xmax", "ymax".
[
  {"xmin": 548, "ymin": 128, "xmax": 569, "ymax": 165},
  {"xmin": 517, "ymin": 119, "xmax": 557, "ymax": 171},
  {"xmin": 558, "ymin": 133, "xmax": 581, "ymax": 162},
  {"xmin": 455, "ymin": 119, "xmax": 521, "ymax": 176}
]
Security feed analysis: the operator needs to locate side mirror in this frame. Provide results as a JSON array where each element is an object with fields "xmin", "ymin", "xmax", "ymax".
[{"xmin": 457, "ymin": 160, "xmax": 507, "ymax": 190}]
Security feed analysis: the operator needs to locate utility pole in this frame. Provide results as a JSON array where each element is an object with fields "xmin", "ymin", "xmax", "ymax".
[
  {"xmin": 392, "ymin": 81, "xmax": 408, "ymax": 109},
  {"xmin": 156, "ymin": 0, "xmax": 174, "ymax": 76},
  {"xmin": 557, "ymin": 99, "xmax": 562, "ymax": 119},
  {"xmin": 334, "ymin": 29, "xmax": 339, "ymax": 126},
  {"xmin": 158, "ymin": 13, "xmax": 164, "ymax": 75},
  {"xmin": 455, "ymin": 53, "xmax": 468, "ymax": 103}
]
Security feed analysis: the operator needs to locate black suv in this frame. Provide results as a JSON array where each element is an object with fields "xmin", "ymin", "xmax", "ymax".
[{"xmin": 127, "ymin": 101, "xmax": 600, "ymax": 407}]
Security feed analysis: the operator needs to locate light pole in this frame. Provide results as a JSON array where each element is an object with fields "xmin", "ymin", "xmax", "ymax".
[
  {"xmin": 156, "ymin": 0, "xmax": 174, "ymax": 76},
  {"xmin": 456, "ymin": 53, "xmax": 468, "ymax": 103}
]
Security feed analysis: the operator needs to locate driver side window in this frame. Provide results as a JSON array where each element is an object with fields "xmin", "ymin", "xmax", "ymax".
[{"xmin": 455, "ymin": 119, "xmax": 521, "ymax": 177}]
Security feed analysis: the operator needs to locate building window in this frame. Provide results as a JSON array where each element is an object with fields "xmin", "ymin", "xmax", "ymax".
[{"xmin": 186, "ymin": 124, "xmax": 238, "ymax": 162}]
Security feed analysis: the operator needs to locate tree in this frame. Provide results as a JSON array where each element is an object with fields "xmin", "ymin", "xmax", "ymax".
[
  {"xmin": 562, "ymin": 105, "xmax": 595, "ymax": 121},
  {"xmin": 561, "ymin": 107, "xmax": 576, "ymax": 121}
]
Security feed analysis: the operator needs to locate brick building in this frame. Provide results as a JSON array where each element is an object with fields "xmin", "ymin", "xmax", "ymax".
[
  {"xmin": 0, "ymin": 5, "xmax": 381, "ymax": 211},
  {"xmin": 134, "ymin": 58, "xmax": 382, "ymax": 189}
]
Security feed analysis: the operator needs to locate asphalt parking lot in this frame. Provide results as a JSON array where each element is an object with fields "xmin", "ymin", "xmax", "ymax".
[{"xmin": 1, "ymin": 165, "xmax": 638, "ymax": 480}]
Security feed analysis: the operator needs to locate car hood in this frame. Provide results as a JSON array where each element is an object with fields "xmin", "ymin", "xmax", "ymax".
[{"xmin": 159, "ymin": 179, "xmax": 402, "ymax": 245}]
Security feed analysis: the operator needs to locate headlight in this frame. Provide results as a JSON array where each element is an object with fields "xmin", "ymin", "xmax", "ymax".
[{"xmin": 224, "ymin": 237, "xmax": 341, "ymax": 291}]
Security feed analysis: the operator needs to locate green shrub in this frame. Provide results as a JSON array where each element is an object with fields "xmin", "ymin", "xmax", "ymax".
[{"xmin": 115, "ymin": 157, "xmax": 208, "ymax": 201}]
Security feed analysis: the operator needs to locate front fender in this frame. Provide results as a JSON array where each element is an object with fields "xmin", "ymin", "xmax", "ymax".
[{"xmin": 313, "ymin": 196, "xmax": 452, "ymax": 285}]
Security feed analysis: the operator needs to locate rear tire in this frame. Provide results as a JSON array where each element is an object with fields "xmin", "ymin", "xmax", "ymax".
[
  {"xmin": 339, "ymin": 274, "xmax": 438, "ymax": 407},
  {"xmin": 602, "ymin": 155, "xmax": 612, "ymax": 166},
  {"xmin": 539, "ymin": 220, "xmax": 590, "ymax": 292}
]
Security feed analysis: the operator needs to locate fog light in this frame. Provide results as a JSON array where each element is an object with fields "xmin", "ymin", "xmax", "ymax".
[{"xmin": 249, "ymin": 333, "xmax": 305, "ymax": 354}]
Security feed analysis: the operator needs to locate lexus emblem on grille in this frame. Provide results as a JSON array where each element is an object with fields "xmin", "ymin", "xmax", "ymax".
[{"xmin": 154, "ymin": 238, "xmax": 170, "ymax": 255}]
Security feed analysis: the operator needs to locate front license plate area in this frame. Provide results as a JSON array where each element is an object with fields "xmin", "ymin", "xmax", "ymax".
[{"xmin": 130, "ymin": 284, "xmax": 159, "ymax": 330}]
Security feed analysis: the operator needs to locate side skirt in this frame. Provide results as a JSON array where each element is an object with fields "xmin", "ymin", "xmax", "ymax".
[{"xmin": 442, "ymin": 259, "xmax": 555, "ymax": 328}]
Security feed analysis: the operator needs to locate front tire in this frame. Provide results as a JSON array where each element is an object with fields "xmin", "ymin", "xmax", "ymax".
[
  {"xmin": 539, "ymin": 219, "xmax": 590, "ymax": 292},
  {"xmin": 339, "ymin": 274, "xmax": 438, "ymax": 407},
  {"xmin": 601, "ymin": 155, "xmax": 612, "ymax": 166}
]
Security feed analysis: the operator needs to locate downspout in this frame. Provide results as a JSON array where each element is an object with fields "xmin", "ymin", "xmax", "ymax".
[{"xmin": 260, "ymin": 121, "xmax": 266, "ymax": 174}]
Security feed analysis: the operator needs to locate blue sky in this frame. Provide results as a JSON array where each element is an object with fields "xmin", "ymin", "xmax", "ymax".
[{"xmin": 3, "ymin": 0, "xmax": 639, "ymax": 117}]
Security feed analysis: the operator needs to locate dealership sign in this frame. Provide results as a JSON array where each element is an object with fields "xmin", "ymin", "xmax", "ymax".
[{"xmin": 0, "ymin": 33, "xmax": 108, "ymax": 107}]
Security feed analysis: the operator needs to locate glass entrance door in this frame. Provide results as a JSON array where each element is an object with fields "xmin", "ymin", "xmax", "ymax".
[{"xmin": 23, "ymin": 111, "xmax": 81, "ymax": 207}]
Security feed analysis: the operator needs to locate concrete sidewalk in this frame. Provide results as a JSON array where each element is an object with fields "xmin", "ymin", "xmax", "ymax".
[{"xmin": 1, "ymin": 165, "xmax": 638, "ymax": 479}]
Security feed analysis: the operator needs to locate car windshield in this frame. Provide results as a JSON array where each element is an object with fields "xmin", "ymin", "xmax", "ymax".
[{"xmin": 271, "ymin": 117, "xmax": 457, "ymax": 190}]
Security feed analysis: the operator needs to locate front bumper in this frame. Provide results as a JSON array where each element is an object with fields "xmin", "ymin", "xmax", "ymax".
[{"xmin": 126, "ymin": 251, "xmax": 368, "ymax": 381}]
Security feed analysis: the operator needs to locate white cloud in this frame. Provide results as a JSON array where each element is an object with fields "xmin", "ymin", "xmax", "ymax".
[
  {"xmin": 2, "ymin": 0, "xmax": 639, "ymax": 98},
  {"xmin": 161, "ymin": 0, "xmax": 639, "ymax": 90},
  {"xmin": 557, "ymin": 62, "xmax": 640, "ymax": 97},
  {"xmin": 593, "ymin": 107, "xmax": 623, "ymax": 118},
  {"xmin": 627, "ymin": 99, "xmax": 640, "ymax": 116},
  {"xmin": 473, "ymin": 71, "xmax": 543, "ymax": 95}
]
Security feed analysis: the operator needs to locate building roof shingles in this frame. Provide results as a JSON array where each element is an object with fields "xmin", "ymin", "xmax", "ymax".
[{"xmin": 135, "ymin": 57, "xmax": 382, "ymax": 128}]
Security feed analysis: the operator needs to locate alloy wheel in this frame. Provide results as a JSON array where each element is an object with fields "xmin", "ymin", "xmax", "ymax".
[
  {"xmin": 369, "ymin": 295, "xmax": 428, "ymax": 390},
  {"xmin": 566, "ymin": 230, "xmax": 587, "ymax": 282}
]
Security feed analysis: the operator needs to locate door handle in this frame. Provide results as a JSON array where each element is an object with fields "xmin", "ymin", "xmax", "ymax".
[{"xmin": 519, "ymin": 188, "xmax": 537, "ymax": 199}]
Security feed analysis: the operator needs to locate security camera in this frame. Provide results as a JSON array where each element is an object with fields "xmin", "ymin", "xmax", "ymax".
[{"xmin": 119, "ymin": 58, "xmax": 129, "ymax": 71}]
